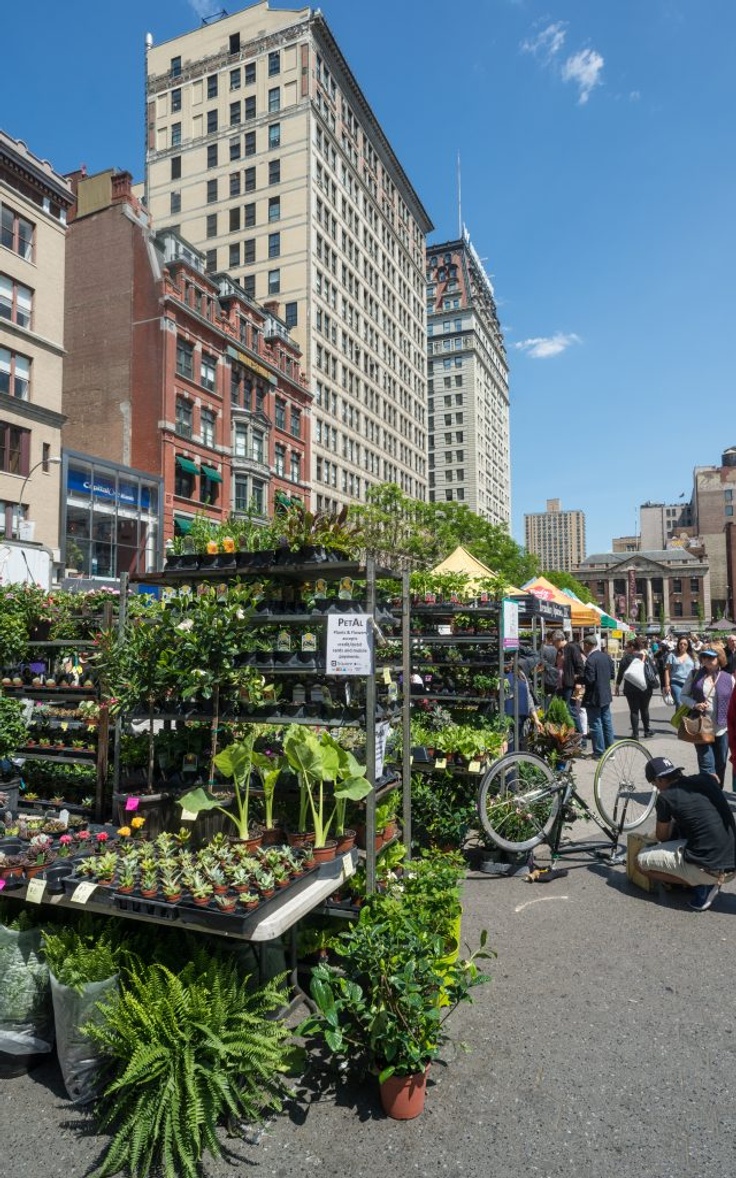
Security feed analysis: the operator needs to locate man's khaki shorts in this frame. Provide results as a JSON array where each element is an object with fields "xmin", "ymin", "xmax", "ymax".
[{"xmin": 637, "ymin": 839, "xmax": 736, "ymax": 887}]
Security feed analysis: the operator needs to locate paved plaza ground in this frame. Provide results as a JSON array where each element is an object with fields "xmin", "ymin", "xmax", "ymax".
[{"xmin": 3, "ymin": 692, "xmax": 735, "ymax": 1178}]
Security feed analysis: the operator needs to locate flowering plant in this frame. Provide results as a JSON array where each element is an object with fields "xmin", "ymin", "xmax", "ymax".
[{"xmin": 57, "ymin": 834, "xmax": 74, "ymax": 857}]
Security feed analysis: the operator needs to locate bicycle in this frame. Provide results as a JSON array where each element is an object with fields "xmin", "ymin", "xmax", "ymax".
[{"xmin": 477, "ymin": 739, "xmax": 656, "ymax": 864}]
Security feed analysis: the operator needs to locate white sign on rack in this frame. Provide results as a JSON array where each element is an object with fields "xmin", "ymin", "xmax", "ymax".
[{"xmin": 326, "ymin": 613, "xmax": 373, "ymax": 676}]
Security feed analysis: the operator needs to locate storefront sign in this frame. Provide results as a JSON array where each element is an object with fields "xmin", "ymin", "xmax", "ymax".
[
  {"xmin": 502, "ymin": 598, "xmax": 520, "ymax": 651},
  {"xmin": 67, "ymin": 466, "xmax": 151, "ymax": 509}
]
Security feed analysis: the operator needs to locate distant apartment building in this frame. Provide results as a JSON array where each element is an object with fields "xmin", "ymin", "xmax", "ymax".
[
  {"xmin": 525, "ymin": 499, "xmax": 585, "ymax": 572},
  {"xmin": 62, "ymin": 167, "xmax": 309, "ymax": 575},
  {"xmin": 143, "ymin": 1, "xmax": 432, "ymax": 511},
  {"xmin": 611, "ymin": 535, "xmax": 640, "ymax": 554},
  {"xmin": 1, "ymin": 130, "xmax": 72, "ymax": 554},
  {"xmin": 426, "ymin": 232, "xmax": 510, "ymax": 524},
  {"xmin": 639, "ymin": 500, "xmax": 693, "ymax": 550},
  {"xmin": 691, "ymin": 450, "xmax": 736, "ymax": 618}
]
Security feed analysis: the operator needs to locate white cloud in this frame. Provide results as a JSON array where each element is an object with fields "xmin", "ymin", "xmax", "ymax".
[
  {"xmin": 514, "ymin": 333, "xmax": 581, "ymax": 359},
  {"xmin": 561, "ymin": 47, "xmax": 605, "ymax": 104},
  {"xmin": 520, "ymin": 21, "xmax": 567, "ymax": 62}
]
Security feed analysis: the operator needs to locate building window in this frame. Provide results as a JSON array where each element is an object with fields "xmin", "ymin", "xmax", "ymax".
[
  {"xmin": 244, "ymin": 167, "xmax": 256, "ymax": 192},
  {"xmin": 205, "ymin": 249, "xmax": 217, "ymax": 272},
  {"xmin": 245, "ymin": 61, "xmax": 256, "ymax": 85},
  {"xmin": 268, "ymin": 159, "xmax": 281, "ymax": 185},
  {"xmin": 206, "ymin": 213, "xmax": 217, "ymax": 238},
  {"xmin": 251, "ymin": 479, "xmax": 265, "ymax": 514},
  {"xmin": 229, "ymin": 175, "xmax": 241, "ymax": 201},
  {"xmin": 242, "ymin": 275, "xmax": 255, "ymax": 298},
  {"xmin": 229, "ymin": 137, "xmax": 241, "ymax": 161},
  {"xmin": 201, "ymin": 408, "xmax": 216, "ymax": 447},
  {"xmin": 230, "ymin": 68, "xmax": 241, "ymax": 90},
  {"xmin": 234, "ymin": 475, "xmax": 249, "ymax": 511},
  {"xmin": 206, "ymin": 178, "xmax": 218, "ymax": 203},
  {"xmin": 170, "ymin": 191, "xmax": 181, "ymax": 214},
  {"xmin": 290, "ymin": 407, "xmax": 301, "ymax": 439},
  {"xmin": 233, "ymin": 423, "xmax": 247, "ymax": 457},
  {"xmin": 207, "ymin": 109, "xmax": 218, "ymax": 133},
  {"xmin": 269, "ymin": 123, "xmax": 281, "ymax": 149},
  {"xmin": 207, "ymin": 144, "xmax": 218, "ymax": 168},
  {"xmin": 171, "ymin": 87, "xmax": 182, "ymax": 112},
  {"xmin": 0, "ymin": 420, "xmax": 29, "ymax": 476},
  {"xmin": 176, "ymin": 339, "xmax": 194, "ymax": 380},
  {"xmin": 244, "ymin": 131, "xmax": 256, "ymax": 156},
  {"xmin": 171, "ymin": 156, "xmax": 181, "ymax": 180},
  {"xmin": 200, "ymin": 353, "xmax": 216, "ymax": 392},
  {"xmin": 268, "ymin": 87, "xmax": 280, "ymax": 113},
  {"xmin": 207, "ymin": 74, "xmax": 218, "ymax": 99},
  {"xmin": 174, "ymin": 457, "xmax": 196, "ymax": 500},
  {"xmin": 170, "ymin": 56, "xmax": 181, "ymax": 78},
  {"xmin": 268, "ymin": 196, "xmax": 280, "ymax": 221},
  {"xmin": 252, "ymin": 430, "xmax": 265, "ymax": 463},
  {"xmin": 268, "ymin": 232, "xmax": 280, "ymax": 258},
  {"xmin": 274, "ymin": 444, "xmax": 286, "ymax": 477},
  {"xmin": 290, "ymin": 451, "xmax": 301, "ymax": 483},
  {"xmin": 230, "ymin": 101, "xmax": 241, "ymax": 126},
  {"xmin": 0, "ymin": 347, "xmax": 30, "ymax": 400},
  {"xmin": 0, "ymin": 275, "xmax": 33, "ymax": 329},
  {"xmin": 171, "ymin": 122, "xmax": 181, "ymax": 147},
  {"xmin": 229, "ymin": 243, "xmax": 240, "ymax": 268},
  {"xmin": 245, "ymin": 95, "xmax": 256, "ymax": 120},
  {"xmin": 268, "ymin": 50, "xmax": 280, "ymax": 76},
  {"xmin": 230, "ymin": 32, "xmax": 240, "ymax": 54},
  {"xmin": 727, "ymin": 506, "xmax": 734, "ymax": 517},
  {"xmin": 244, "ymin": 202, "xmax": 256, "ymax": 227},
  {"xmin": 175, "ymin": 396, "xmax": 193, "ymax": 437},
  {"xmin": 274, "ymin": 399, "xmax": 286, "ymax": 430},
  {"xmin": 285, "ymin": 301, "xmax": 298, "ymax": 328},
  {"xmin": 268, "ymin": 269, "xmax": 280, "ymax": 295},
  {"xmin": 690, "ymin": 577, "xmax": 700, "ymax": 593},
  {"xmin": 674, "ymin": 601, "xmax": 683, "ymax": 618},
  {"xmin": 243, "ymin": 239, "xmax": 255, "ymax": 264},
  {"xmin": 672, "ymin": 578, "xmax": 682, "ymax": 593}
]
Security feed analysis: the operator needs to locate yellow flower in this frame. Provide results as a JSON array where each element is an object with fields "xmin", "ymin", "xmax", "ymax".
[
  {"xmin": 222, "ymin": 535, "xmax": 235, "ymax": 553},
  {"xmin": 117, "ymin": 826, "xmax": 132, "ymax": 838},
  {"xmin": 206, "ymin": 540, "xmax": 218, "ymax": 554},
  {"xmin": 130, "ymin": 815, "xmax": 146, "ymax": 830}
]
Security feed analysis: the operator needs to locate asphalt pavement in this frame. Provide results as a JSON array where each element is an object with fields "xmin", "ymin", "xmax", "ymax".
[{"xmin": 3, "ymin": 692, "xmax": 736, "ymax": 1178}]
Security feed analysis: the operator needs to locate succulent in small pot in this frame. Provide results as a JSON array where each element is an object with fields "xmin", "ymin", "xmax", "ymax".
[{"xmin": 214, "ymin": 892, "xmax": 237, "ymax": 912}]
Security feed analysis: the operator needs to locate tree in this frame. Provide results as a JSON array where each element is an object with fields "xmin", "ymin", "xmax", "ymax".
[{"xmin": 542, "ymin": 571, "xmax": 596, "ymax": 605}]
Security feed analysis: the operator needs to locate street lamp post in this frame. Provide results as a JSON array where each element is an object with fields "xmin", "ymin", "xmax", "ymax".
[{"xmin": 16, "ymin": 455, "xmax": 62, "ymax": 538}]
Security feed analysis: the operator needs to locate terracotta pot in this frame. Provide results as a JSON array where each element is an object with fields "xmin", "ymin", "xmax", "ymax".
[
  {"xmin": 379, "ymin": 1068, "xmax": 429, "ymax": 1120},
  {"xmin": 139, "ymin": 887, "xmax": 158, "ymax": 899},
  {"xmin": 312, "ymin": 840, "xmax": 337, "ymax": 864},
  {"xmin": 286, "ymin": 831, "xmax": 314, "ymax": 849},
  {"xmin": 191, "ymin": 895, "xmax": 211, "ymax": 907},
  {"xmin": 261, "ymin": 825, "xmax": 286, "ymax": 847},
  {"xmin": 23, "ymin": 857, "xmax": 56, "ymax": 879},
  {"xmin": 382, "ymin": 820, "xmax": 398, "ymax": 843},
  {"xmin": 334, "ymin": 829, "xmax": 356, "ymax": 854}
]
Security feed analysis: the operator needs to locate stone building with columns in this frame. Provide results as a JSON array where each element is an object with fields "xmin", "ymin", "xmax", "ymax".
[{"xmin": 575, "ymin": 548, "xmax": 711, "ymax": 631}]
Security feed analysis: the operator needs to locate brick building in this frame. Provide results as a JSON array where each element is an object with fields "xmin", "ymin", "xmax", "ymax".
[
  {"xmin": 575, "ymin": 548, "xmax": 711, "ymax": 630},
  {"xmin": 62, "ymin": 167, "xmax": 310, "ymax": 573}
]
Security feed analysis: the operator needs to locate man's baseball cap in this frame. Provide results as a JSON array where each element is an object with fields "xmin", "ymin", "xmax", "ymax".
[{"xmin": 645, "ymin": 756, "xmax": 684, "ymax": 783}]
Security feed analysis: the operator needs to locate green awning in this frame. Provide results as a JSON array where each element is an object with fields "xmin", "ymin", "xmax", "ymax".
[
  {"xmin": 200, "ymin": 464, "xmax": 223, "ymax": 483},
  {"xmin": 176, "ymin": 456, "xmax": 200, "ymax": 475},
  {"xmin": 174, "ymin": 517, "xmax": 193, "ymax": 534}
]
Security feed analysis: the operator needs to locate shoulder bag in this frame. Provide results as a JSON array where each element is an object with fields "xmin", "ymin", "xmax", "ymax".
[
  {"xmin": 644, "ymin": 657, "xmax": 659, "ymax": 689},
  {"xmin": 623, "ymin": 658, "xmax": 647, "ymax": 691},
  {"xmin": 677, "ymin": 713, "xmax": 715, "ymax": 744}
]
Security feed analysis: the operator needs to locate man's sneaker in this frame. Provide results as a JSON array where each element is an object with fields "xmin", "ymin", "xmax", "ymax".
[{"xmin": 689, "ymin": 883, "xmax": 720, "ymax": 911}]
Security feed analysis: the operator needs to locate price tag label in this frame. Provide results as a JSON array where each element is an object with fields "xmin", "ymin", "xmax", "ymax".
[
  {"xmin": 71, "ymin": 881, "xmax": 98, "ymax": 904},
  {"xmin": 180, "ymin": 808, "xmax": 197, "ymax": 822},
  {"xmin": 469, "ymin": 760, "xmax": 482, "ymax": 773},
  {"xmin": 25, "ymin": 878, "xmax": 46, "ymax": 904},
  {"xmin": 382, "ymin": 668, "xmax": 392, "ymax": 684},
  {"xmin": 434, "ymin": 758, "xmax": 447, "ymax": 770},
  {"xmin": 125, "ymin": 796, "xmax": 140, "ymax": 812}
]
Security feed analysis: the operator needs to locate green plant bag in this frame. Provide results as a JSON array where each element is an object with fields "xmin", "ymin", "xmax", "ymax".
[
  {"xmin": 50, "ymin": 971, "xmax": 119, "ymax": 1105},
  {"xmin": 0, "ymin": 923, "xmax": 53, "ymax": 1058}
]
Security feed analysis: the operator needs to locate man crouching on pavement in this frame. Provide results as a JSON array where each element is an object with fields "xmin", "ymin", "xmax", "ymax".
[{"xmin": 636, "ymin": 756, "xmax": 736, "ymax": 911}]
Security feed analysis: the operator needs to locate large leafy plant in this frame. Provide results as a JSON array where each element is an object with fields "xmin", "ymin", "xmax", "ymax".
[
  {"xmin": 178, "ymin": 729, "xmax": 259, "ymax": 840},
  {"xmin": 283, "ymin": 726, "xmax": 371, "ymax": 847},
  {"xmin": 85, "ymin": 952, "xmax": 294, "ymax": 1178}
]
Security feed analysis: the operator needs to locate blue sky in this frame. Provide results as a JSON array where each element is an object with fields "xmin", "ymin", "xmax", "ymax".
[{"xmin": 2, "ymin": 0, "xmax": 734, "ymax": 554}]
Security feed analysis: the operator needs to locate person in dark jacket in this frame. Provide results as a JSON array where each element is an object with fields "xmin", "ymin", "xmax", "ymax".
[
  {"xmin": 550, "ymin": 629, "xmax": 584, "ymax": 731},
  {"xmin": 615, "ymin": 638, "xmax": 653, "ymax": 739},
  {"xmin": 582, "ymin": 635, "xmax": 615, "ymax": 759}
]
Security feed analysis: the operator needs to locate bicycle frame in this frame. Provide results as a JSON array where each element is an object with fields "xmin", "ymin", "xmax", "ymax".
[{"xmin": 538, "ymin": 777, "xmax": 627, "ymax": 865}]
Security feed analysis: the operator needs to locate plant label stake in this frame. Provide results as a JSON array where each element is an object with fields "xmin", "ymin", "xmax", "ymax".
[{"xmin": 26, "ymin": 878, "xmax": 46, "ymax": 904}]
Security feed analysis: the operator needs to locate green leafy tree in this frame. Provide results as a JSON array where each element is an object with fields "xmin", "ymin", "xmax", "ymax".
[{"xmin": 542, "ymin": 571, "xmax": 596, "ymax": 604}]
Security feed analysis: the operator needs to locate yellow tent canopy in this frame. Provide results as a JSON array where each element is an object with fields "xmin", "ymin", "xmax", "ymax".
[
  {"xmin": 517, "ymin": 576, "xmax": 600, "ymax": 628},
  {"xmin": 431, "ymin": 546, "xmax": 524, "ymax": 596}
]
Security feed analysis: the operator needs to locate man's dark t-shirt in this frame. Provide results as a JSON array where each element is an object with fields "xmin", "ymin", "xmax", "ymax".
[{"xmin": 655, "ymin": 772, "xmax": 736, "ymax": 871}]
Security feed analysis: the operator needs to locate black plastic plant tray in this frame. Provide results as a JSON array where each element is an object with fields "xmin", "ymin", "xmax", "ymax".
[
  {"xmin": 178, "ymin": 865, "xmax": 320, "ymax": 934},
  {"xmin": 60, "ymin": 874, "xmax": 116, "ymax": 906},
  {"xmin": 113, "ymin": 893, "xmax": 180, "ymax": 922},
  {"xmin": 36, "ymin": 862, "xmax": 75, "ymax": 894}
]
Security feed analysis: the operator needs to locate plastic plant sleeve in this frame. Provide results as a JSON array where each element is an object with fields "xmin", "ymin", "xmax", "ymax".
[
  {"xmin": 0, "ymin": 923, "xmax": 54, "ymax": 1057},
  {"xmin": 50, "ymin": 970, "xmax": 119, "ymax": 1105}
]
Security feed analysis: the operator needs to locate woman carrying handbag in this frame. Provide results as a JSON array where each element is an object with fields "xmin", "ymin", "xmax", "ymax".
[
  {"xmin": 680, "ymin": 645, "xmax": 735, "ymax": 786},
  {"xmin": 615, "ymin": 638, "xmax": 654, "ymax": 739}
]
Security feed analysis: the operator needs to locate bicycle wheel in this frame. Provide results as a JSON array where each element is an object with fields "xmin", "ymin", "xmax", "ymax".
[
  {"xmin": 593, "ymin": 739, "xmax": 655, "ymax": 831},
  {"xmin": 477, "ymin": 751, "xmax": 560, "ymax": 853}
]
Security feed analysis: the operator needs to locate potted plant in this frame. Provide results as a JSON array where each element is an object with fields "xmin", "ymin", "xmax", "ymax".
[
  {"xmin": 178, "ymin": 729, "xmax": 261, "ymax": 844},
  {"xmin": 0, "ymin": 696, "xmax": 27, "ymax": 815},
  {"xmin": 300, "ymin": 889, "xmax": 492, "ymax": 1118},
  {"xmin": 283, "ymin": 726, "xmax": 371, "ymax": 851}
]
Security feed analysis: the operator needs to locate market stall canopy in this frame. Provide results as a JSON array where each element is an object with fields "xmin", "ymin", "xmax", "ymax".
[
  {"xmin": 517, "ymin": 577, "xmax": 601, "ymax": 628},
  {"xmin": 710, "ymin": 616, "xmax": 736, "ymax": 631},
  {"xmin": 586, "ymin": 600, "xmax": 631, "ymax": 632},
  {"xmin": 431, "ymin": 546, "xmax": 524, "ymax": 596}
]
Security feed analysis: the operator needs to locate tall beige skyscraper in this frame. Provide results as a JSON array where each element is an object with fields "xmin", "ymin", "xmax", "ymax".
[
  {"xmin": 144, "ymin": 1, "xmax": 432, "ymax": 510},
  {"xmin": 426, "ymin": 232, "xmax": 510, "ymax": 524},
  {"xmin": 525, "ymin": 498, "xmax": 586, "ymax": 572}
]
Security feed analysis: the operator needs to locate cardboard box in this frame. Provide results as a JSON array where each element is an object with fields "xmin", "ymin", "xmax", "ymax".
[{"xmin": 627, "ymin": 831, "xmax": 658, "ymax": 892}]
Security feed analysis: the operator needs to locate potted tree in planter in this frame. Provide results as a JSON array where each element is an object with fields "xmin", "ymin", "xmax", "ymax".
[{"xmin": 300, "ymin": 888, "xmax": 492, "ymax": 1118}]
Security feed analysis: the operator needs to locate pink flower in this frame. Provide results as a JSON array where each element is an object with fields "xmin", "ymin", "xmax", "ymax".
[
  {"xmin": 96, "ymin": 831, "xmax": 108, "ymax": 844},
  {"xmin": 77, "ymin": 830, "xmax": 91, "ymax": 841},
  {"xmin": 59, "ymin": 834, "xmax": 73, "ymax": 846}
]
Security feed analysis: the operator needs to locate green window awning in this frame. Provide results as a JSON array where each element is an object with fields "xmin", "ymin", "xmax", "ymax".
[
  {"xmin": 176, "ymin": 456, "xmax": 200, "ymax": 475},
  {"xmin": 174, "ymin": 516, "xmax": 193, "ymax": 534},
  {"xmin": 200, "ymin": 464, "xmax": 223, "ymax": 483}
]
